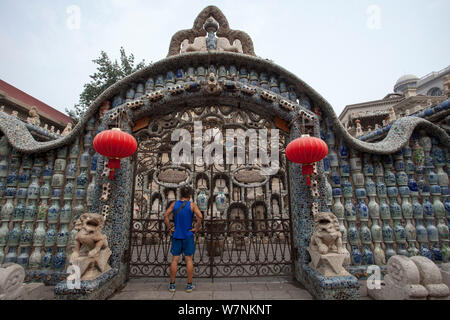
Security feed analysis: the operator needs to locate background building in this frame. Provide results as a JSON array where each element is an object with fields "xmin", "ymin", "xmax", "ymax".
[
  {"xmin": 339, "ymin": 66, "xmax": 450, "ymax": 137},
  {"xmin": 0, "ymin": 79, "xmax": 71, "ymax": 135}
]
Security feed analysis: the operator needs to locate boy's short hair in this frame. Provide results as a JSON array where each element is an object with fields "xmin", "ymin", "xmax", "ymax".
[{"xmin": 180, "ymin": 186, "xmax": 192, "ymax": 198}]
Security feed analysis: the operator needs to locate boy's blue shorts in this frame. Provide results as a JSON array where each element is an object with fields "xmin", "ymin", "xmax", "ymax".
[{"xmin": 171, "ymin": 235, "xmax": 195, "ymax": 256}]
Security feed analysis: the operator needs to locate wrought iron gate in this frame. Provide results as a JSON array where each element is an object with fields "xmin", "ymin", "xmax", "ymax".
[{"xmin": 127, "ymin": 106, "xmax": 294, "ymax": 278}]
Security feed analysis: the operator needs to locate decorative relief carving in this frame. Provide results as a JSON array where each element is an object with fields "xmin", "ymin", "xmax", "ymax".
[
  {"xmin": 235, "ymin": 169, "xmax": 265, "ymax": 184},
  {"xmin": 168, "ymin": 6, "xmax": 255, "ymax": 57},
  {"xmin": 158, "ymin": 168, "xmax": 189, "ymax": 184}
]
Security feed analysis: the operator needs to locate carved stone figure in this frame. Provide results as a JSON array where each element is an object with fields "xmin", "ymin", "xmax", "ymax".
[
  {"xmin": 67, "ymin": 213, "xmax": 112, "ymax": 282},
  {"xmin": 61, "ymin": 122, "xmax": 73, "ymax": 137},
  {"xmin": 307, "ymin": 212, "xmax": 350, "ymax": 277},
  {"xmin": 368, "ymin": 255, "xmax": 450, "ymax": 300},
  {"xmin": 168, "ymin": 6, "xmax": 254, "ymax": 56},
  {"xmin": 26, "ymin": 106, "xmax": 40, "ymax": 126},
  {"xmin": 389, "ymin": 107, "xmax": 397, "ymax": 122},
  {"xmin": 181, "ymin": 38, "xmax": 207, "ymax": 53},
  {"xmin": 205, "ymin": 73, "xmax": 222, "ymax": 95},
  {"xmin": 217, "ymin": 37, "xmax": 243, "ymax": 53},
  {"xmin": 310, "ymin": 212, "xmax": 345, "ymax": 255},
  {"xmin": 355, "ymin": 120, "xmax": 363, "ymax": 136},
  {"xmin": 0, "ymin": 263, "xmax": 25, "ymax": 300}
]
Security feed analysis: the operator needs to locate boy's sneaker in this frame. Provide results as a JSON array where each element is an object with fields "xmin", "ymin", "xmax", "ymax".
[
  {"xmin": 186, "ymin": 283, "xmax": 195, "ymax": 293},
  {"xmin": 169, "ymin": 283, "xmax": 176, "ymax": 293}
]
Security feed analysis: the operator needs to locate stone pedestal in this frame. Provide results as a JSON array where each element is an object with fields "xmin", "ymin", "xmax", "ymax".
[{"xmin": 307, "ymin": 249, "xmax": 350, "ymax": 277}]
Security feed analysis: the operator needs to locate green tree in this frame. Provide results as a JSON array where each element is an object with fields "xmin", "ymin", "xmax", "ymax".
[{"xmin": 67, "ymin": 47, "xmax": 147, "ymax": 122}]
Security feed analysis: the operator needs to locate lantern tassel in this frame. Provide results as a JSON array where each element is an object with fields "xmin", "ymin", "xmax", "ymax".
[
  {"xmin": 302, "ymin": 164, "xmax": 315, "ymax": 187},
  {"xmin": 107, "ymin": 158, "xmax": 121, "ymax": 180}
]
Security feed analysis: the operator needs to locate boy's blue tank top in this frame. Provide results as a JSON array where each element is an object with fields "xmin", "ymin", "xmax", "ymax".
[{"xmin": 172, "ymin": 200, "xmax": 194, "ymax": 239}]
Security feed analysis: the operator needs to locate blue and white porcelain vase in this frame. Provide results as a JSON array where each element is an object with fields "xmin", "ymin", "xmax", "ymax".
[
  {"xmin": 48, "ymin": 200, "xmax": 60, "ymax": 224},
  {"xmin": 38, "ymin": 200, "xmax": 49, "ymax": 221},
  {"xmin": 0, "ymin": 221, "xmax": 9, "ymax": 246},
  {"xmin": 8, "ymin": 222, "xmax": 21, "ymax": 246},
  {"xmin": 24, "ymin": 200, "xmax": 37, "ymax": 222},
  {"xmin": 5, "ymin": 246, "xmax": 18, "ymax": 263},
  {"xmin": 44, "ymin": 224, "xmax": 57, "ymax": 247},
  {"xmin": 350, "ymin": 245, "xmax": 362, "ymax": 266},
  {"xmin": 42, "ymin": 248, "xmax": 53, "ymax": 270},
  {"xmin": 29, "ymin": 247, "xmax": 42, "ymax": 269},
  {"xmin": 56, "ymin": 224, "xmax": 69, "ymax": 247},
  {"xmin": 17, "ymin": 247, "xmax": 29, "ymax": 267},
  {"xmin": 0, "ymin": 198, "xmax": 14, "ymax": 221},
  {"xmin": 60, "ymin": 200, "xmax": 72, "ymax": 224},
  {"xmin": 407, "ymin": 241, "xmax": 419, "ymax": 257},
  {"xmin": 20, "ymin": 222, "xmax": 33, "ymax": 246},
  {"xmin": 215, "ymin": 188, "xmax": 227, "ymax": 213},
  {"xmin": 54, "ymin": 247, "xmax": 67, "ymax": 271},
  {"xmin": 33, "ymin": 221, "xmax": 46, "ymax": 246},
  {"xmin": 76, "ymin": 168, "xmax": 88, "ymax": 189},
  {"xmin": 197, "ymin": 190, "xmax": 208, "ymax": 212},
  {"xmin": 13, "ymin": 199, "xmax": 25, "ymax": 221},
  {"xmin": 373, "ymin": 243, "xmax": 386, "ymax": 265},
  {"xmin": 27, "ymin": 177, "xmax": 40, "ymax": 199},
  {"xmin": 64, "ymin": 179, "xmax": 74, "ymax": 200}
]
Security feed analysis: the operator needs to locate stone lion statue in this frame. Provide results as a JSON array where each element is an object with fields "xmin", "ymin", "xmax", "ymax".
[
  {"xmin": 309, "ymin": 212, "xmax": 345, "ymax": 255},
  {"xmin": 67, "ymin": 213, "xmax": 111, "ymax": 282},
  {"xmin": 307, "ymin": 212, "xmax": 349, "ymax": 277}
]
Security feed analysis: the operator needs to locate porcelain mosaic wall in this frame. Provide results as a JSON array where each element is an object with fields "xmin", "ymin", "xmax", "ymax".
[
  {"xmin": 0, "ymin": 116, "xmax": 100, "ymax": 282},
  {"xmin": 321, "ymin": 117, "xmax": 449, "ymax": 278}
]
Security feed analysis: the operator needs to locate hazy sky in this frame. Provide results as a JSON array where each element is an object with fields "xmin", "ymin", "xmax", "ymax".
[{"xmin": 0, "ymin": 0, "xmax": 449, "ymax": 116}]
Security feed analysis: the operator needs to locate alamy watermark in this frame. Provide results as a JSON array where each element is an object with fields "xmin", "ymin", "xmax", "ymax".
[
  {"xmin": 171, "ymin": 121, "xmax": 280, "ymax": 176},
  {"xmin": 366, "ymin": 4, "xmax": 382, "ymax": 30},
  {"xmin": 66, "ymin": 264, "xmax": 81, "ymax": 289},
  {"xmin": 367, "ymin": 265, "xmax": 382, "ymax": 290},
  {"xmin": 66, "ymin": 5, "xmax": 81, "ymax": 30}
]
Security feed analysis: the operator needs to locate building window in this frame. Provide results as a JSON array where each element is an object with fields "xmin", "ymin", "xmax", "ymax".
[{"xmin": 427, "ymin": 87, "xmax": 443, "ymax": 96}]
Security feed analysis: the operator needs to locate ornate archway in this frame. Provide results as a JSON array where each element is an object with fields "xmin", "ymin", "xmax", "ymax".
[
  {"xmin": 127, "ymin": 106, "xmax": 294, "ymax": 278},
  {"xmin": 0, "ymin": 5, "xmax": 448, "ymax": 300}
]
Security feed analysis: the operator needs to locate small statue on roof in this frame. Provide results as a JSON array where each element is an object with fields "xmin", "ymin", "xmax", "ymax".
[{"xmin": 26, "ymin": 106, "xmax": 40, "ymax": 126}]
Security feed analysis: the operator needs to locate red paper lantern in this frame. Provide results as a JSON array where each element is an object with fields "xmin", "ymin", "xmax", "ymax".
[
  {"xmin": 286, "ymin": 134, "xmax": 328, "ymax": 186},
  {"xmin": 93, "ymin": 128, "xmax": 137, "ymax": 180}
]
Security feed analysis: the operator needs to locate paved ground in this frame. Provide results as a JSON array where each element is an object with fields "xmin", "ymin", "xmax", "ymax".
[{"xmin": 108, "ymin": 276, "xmax": 315, "ymax": 300}]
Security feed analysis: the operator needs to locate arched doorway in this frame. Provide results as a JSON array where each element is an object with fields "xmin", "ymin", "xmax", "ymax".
[{"xmin": 127, "ymin": 106, "xmax": 294, "ymax": 279}]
